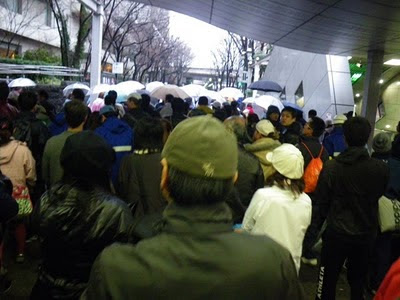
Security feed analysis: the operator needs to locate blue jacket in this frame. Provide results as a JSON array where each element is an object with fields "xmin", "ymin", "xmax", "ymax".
[
  {"xmin": 49, "ymin": 112, "xmax": 68, "ymax": 137},
  {"xmin": 323, "ymin": 127, "xmax": 347, "ymax": 157},
  {"xmin": 95, "ymin": 117, "xmax": 133, "ymax": 185}
]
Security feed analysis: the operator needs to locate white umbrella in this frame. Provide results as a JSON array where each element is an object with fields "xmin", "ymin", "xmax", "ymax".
[
  {"xmin": 181, "ymin": 84, "xmax": 208, "ymax": 98},
  {"xmin": 201, "ymin": 90, "xmax": 225, "ymax": 103},
  {"xmin": 218, "ymin": 87, "xmax": 244, "ymax": 100},
  {"xmin": 8, "ymin": 78, "xmax": 36, "ymax": 88},
  {"xmin": 146, "ymin": 81, "xmax": 164, "ymax": 93},
  {"xmin": 254, "ymin": 95, "xmax": 284, "ymax": 111},
  {"xmin": 63, "ymin": 83, "xmax": 90, "ymax": 97},
  {"xmin": 242, "ymin": 97, "xmax": 256, "ymax": 104},
  {"xmin": 116, "ymin": 80, "xmax": 144, "ymax": 91},
  {"xmin": 151, "ymin": 84, "xmax": 190, "ymax": 100},
  {"xmin": 91, "ymin": 83, "xmax": 112, "ymax": 95}
]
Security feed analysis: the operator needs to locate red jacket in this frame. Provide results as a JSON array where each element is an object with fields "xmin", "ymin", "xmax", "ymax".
[{"xmin": 375, "ymin": 258, "xmax": 400, "ymax": 300}]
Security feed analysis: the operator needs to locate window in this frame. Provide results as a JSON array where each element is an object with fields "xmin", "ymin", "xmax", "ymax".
[
  {"xmin": 295, "ymin": 82, "xmax": 304, "ymax": 108},
  {"xmin": 45, "ymin": 2, "xmax": 52, "ymax": 27},
  {"xmin": 280, "ymin": 87, "xmax": 286, "ymax": 101},
  {"xmin": 0, "ymin": 42, "xmax": 20, "ymax": 58},
  {"xmin": 0, "ymin": 0, "xmax": 22, "ymax": 14}
]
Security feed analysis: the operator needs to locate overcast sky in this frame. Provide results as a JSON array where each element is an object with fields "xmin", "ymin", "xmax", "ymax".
[{"xmin": 168, "ymin": 11, "xmax": 228, "ymax": 69}]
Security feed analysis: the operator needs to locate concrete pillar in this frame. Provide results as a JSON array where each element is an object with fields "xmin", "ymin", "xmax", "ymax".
[
  {"xmin": 90, "ymin": 5, "xmax": 103, "ymax": 88},
  {"xmin": 361, "ymin": 50, "xmax": 384, "ymax": 147}
]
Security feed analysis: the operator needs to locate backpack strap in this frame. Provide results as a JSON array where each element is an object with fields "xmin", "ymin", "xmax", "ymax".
[
  {"xmin": 301, "ymin": 142, "xmax": 315, "ymax": 159},
  {"xmin": 317, "ymin": 145, "xmax": 324, "ymax": 158}
]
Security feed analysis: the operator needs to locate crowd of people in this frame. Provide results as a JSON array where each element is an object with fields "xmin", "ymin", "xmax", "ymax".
[{"xmin": 0, "ymin": 81, "xmax": 399, "ymax": 299}]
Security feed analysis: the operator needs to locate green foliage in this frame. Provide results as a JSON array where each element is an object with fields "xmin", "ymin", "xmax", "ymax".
[
  {"xmin": 36, "ymin": 76, "xmax": 62, "ymax": 85},
  {"xmin": 0, "ymin": 57, "xmax": 58, "ymax": 66},
  {"xmin": 23, "ymin": 48, "xmax": 61, "ymax": 65}
]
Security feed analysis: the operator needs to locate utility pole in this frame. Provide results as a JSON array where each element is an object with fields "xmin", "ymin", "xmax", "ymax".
[{"xmin": 78, "ymin": 0, "xmax": 104, "ymax": 88}]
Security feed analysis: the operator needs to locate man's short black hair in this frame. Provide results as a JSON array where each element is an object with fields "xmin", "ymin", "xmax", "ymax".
[
  {"xmin": 18, "ymin": 91, "xmax": 37, "ymax": 111},
  {"xmin": 282, "ymin": 106, "xmax": 297, "ymax": 119},
  {"xmin": 0, "ymin": 81, "xmax": 9, "ymax": 101},
  {"xmin": 172, "ymin": 97, "xmax": 185, "ymax": 112},
  {"xmin": 134, "ymin": 117, "xmax": 164, "ymax": 150},
  {"xmin": 38, "ymin": 89, "xmax": 49, "ymax": 100},
  {"xmin": 198, "ymin": 96, "xmax": 208, "ymax": 106},
  {"xmin": 308, "ymin": 109, "xmax": 317, "ymax": 118},
  {"xmin": 72, "ymin": 89, "xmax": 85, "ymax": 101},
  {"xmin": 309, "ymin": 116, "xmax": 326, "ymax": 137},
  {"xmin": 165, "ymin": 94, "xmax": 174, "ymax": 103},
  {"xmin": 141, "ymin": 94, "xmax": 150, "ymax": 108},
  {"xmin": 167, "ymin": 166, "xmax": 234, "ymax": 206},
  {"xmin": 108, "ymin": 90, "xmax": 118, "ymax": 103},
  {"xmin": 104, "ymin": 95, "xmax": 115, "ymax": 106},
  {"xmin": 343, "ymin": 116, "xmax": 371, "ymax": 147},
  {"xmin": 64, "ymin": 100, "xmax": 88, "ymax": 128}
]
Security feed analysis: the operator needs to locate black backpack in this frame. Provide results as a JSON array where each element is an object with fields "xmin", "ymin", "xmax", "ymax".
[{"xmin": 13, "ymin": 119, "xmax": 33, "ymax": 147}]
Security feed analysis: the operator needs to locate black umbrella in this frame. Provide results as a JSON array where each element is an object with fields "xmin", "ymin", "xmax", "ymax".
[{"xmin": 248, "ymin": 80, "xmax": 282, "ymax": 92}]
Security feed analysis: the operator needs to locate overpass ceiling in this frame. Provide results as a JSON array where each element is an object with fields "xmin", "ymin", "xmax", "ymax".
[{"xmin": 137, "ymin": 0, "xmax": 400, "ymax": 57}]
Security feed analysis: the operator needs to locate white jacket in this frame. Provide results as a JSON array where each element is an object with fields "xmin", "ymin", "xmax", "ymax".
[{"xmin": 243, "ymin": 185, "xmax": 312, "ymax": 272}]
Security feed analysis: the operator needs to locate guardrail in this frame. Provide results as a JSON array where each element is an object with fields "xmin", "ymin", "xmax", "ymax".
[{"xmin": 0, "ymin": 63, "xmax": 82, "ymax": 77}]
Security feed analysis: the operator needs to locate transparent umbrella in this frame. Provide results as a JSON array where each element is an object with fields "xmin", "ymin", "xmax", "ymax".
[
  {"xmin": 146, "ymin": 81, "xmax": 164, "ymax": 93},
  {"xmin": 151, "ymin": 84, "xmax": 190, "ymax": 100},
  {"xmin": 8, "ymin": 78, "xmax": 36, "ymax": 88},
  {"xmin": 218, "ymin": 87, "xmax": 244, "ymax": 100},
  {"xmin": 63, "ymin": 82, "xmax": 90, "ymax": 97}
]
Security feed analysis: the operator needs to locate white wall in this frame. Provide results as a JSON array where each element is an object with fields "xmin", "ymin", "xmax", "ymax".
[{"xmin": 263, "ymin": 46, "xmax": 354, "ymax": 119}]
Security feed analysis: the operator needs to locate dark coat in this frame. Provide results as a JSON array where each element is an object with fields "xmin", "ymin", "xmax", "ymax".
[
  {"xmin": 33, "ymin": 183, "xmax": 134, "ymax": 299},
  {"xmin": 236, "ymin": 145, "xmax": 264, "ymax": 207},
  {"xmin": 299, "ymin": 135, "xmax": 330, "ymax": 168},
  {"xmin": 122, "ymin": 108, "xmax": 149, "ymax": 128},
  {"xmin": 82, "ymin": 202, "xmax": 304, "ymax": 300},
  {"xmin": 315, "ymin": 147, "xmax": 389, "ymax": 240},
  {"xmin": 117, "ymin": 152, "xmax": 166, "ymax": 223},
  {"xmin": 386, "ymin": 156, "xmax": 400, "ymax": 199},
  {"xmin": 323, "ymin": 126, "xmax": 347, "ymax": 157},
  {"xmin": 280, "ymin": 122, "xmax": 302, "ymax": 145}
]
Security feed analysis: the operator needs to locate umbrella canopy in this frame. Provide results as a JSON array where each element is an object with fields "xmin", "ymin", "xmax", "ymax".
[
  {"xmin": 114, "ymin": 81, "xmax": 145, "ymax": 103},
  {"xmin": 8, "ymin": 78, "xmax": 36, "ymax": 88},
  {"xmin": 63, "ymin": 82, "xmax": 90, "ymax": 97},
  {"xmin": 242, "ymin": 97, "xmax": 255, "ymax": 104},
  {"xmin": 281, "ymin": 100, "xmax": 303, "ymax": 112},
  {"xmin": 218, "ymin": 87, "xmax": 244, "ymax": 100},
  {"xmin": 249, "ymin": 80, "xmax": 282, "ymax": 92},
  {"xmin": 254, "ymin": 95, "xmax": 284, "ymax": 111},
  {"xmin": 201, "ymin": 90, "xmax": 225, "ymax": 103},
  {"xmin": 151, "ymin": 84, "xmax": 190, "ymax": 100},
  {"xmin": 91, "ymin": 83, "xmax": 112, "ymax": 95},
  {"xmin": 146, "ymin": 81, "xmax": 164, "ymax": 93},
  {"xmin": 181, "ymin": 84, "xmax": 208, "ymax": 98}
]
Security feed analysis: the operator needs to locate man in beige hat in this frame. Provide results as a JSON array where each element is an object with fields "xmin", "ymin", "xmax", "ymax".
[
  {"xmin": 244, "ymin": 119, "xmax": 281, "ymax": 182},
  {"xmin": 82, "ymin": 115, "xmax": 304, "ymax": 300}
]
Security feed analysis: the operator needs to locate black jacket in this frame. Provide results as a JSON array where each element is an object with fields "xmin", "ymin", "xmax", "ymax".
[
  {"xmin": 34, "ymin": 182, "xmax": 134, "ymax": 299},
  {"xmin": 236, "ymin": 145, "xmax": 264, "ymax": 207},
  {"xmin": 122, "ymin": 108, "xmax": 149, "ymax": 128},
  {"xmin": 280, "ymin": 122, "xmax": 302, "ymax": 145},
  {"xmin": 315, "ymin": 147, "xmax": 389, "ymax": 240},
  {"xmin": 299, "ymin": 136, "xmax": 330, "ymax": 168},
  {"xmin": 82, "ymin": 203, "xmax": 304, "ymax": 300},
  {"xmin": 117, "ymin": 152, "xmax": 166, "ymax": 223}
]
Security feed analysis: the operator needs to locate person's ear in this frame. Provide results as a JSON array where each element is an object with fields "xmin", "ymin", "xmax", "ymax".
[
  {"xmin": 101, "ymin": 115, "xmax": 106, "ymax": 123},
  {"xmin": 160, "ymin": 158, "xmax": 172, "ymax": 203},
  {"xmin": 233, "ymin": 171, "xmax": 238, "ymax": 184}
]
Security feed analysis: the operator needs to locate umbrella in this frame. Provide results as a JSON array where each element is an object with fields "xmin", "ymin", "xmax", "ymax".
[
  {"xmin": 218, "ymin": 87, "xmax": 244, "ymax": 100},
  {"xmin": 91, "ymin": 83, "xmax": 112, "ymax": 95},
  {"xmin": 181, "ymin": 84, "xmax": 208, "ymax": 98},
  {"xmin": 63, "ymin": 82, "xmax": 90, "ymax": 97},
  {"xmin": 151, "ymin": 84, "xmax": 190, "ymax": 100},
  {"xmin": 114, "ymin": 81, "xmax": 145, "ymax": 103},
  {"xmin": 146, "ymin": 81, "xmax": 164, "ymax": 93},
  {"xmin": 254, "ymin": 95, "xmax": 284, "ymax": 111},
  {"xmin": 249, "ymin": 80, "xmax": 282, "ymax": 92},
  {"xmin": 281, "ymin": 100, "xmax": 303, "ymax": 112},
  {"xmin": 242, "ymin": 97, "xmax": 255, "ymax": 104},
  {"xmin": 201, "ymin": 90, "xmax": 225, "ymax": 103},
  {"xmin": 8, "ymin": 78, "xmax": 36, "ymax": 88}
]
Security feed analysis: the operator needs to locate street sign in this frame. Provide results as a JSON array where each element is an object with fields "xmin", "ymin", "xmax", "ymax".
[{"xmin": 112, "ymin": 62, "xmax": 124, "ymax": 74}]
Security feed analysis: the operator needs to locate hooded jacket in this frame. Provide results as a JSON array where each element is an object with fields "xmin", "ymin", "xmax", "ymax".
[
  {"xmin": 0, "ymin": 139, "xmax": 36, "ymax": 187},
  {"xmin": 95, "ymin": 116, "xmax": 133, "ymax": 185},
  {"xmin": 82, "ymin": 202, "xmax": 304, "ymax": 300},
  {"xmin": 315, "ymin": 147, "xmax": 389, "ymax": 240},
  {"xmin": 33, "ymin": 182, "xmax": 134, "ymax": 299},
  {"xmin": 244, "ymin": 137, "xmax": 281, "ymax": 181},
  {"xmin": 323, "ymin": 126, "xmax": 347, "ymax": 157}
]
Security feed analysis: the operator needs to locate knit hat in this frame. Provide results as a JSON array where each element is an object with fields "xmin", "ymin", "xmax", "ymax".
[
  {"xmin": 266, "ymin": 144, "xmax": 304, "ymax": 179},
  {"xmin": 61, "ymin": 131, "xmax": 115, "ymax": 178},
  {"xmin": 373, "ymin": 132, "xmax": 392, "ymax": 153},
  {"xmin": 162, "ymin": 115, "xmax": 238, "ymax": 179},
  {"xmin": 127, "ymin": 93, "xmax": 142, "ymax": 105},
  {"xmin": 333, "ymin": 114, "xmax": 347, "ymax": 125},
  {"xmin": 99, "ymin": 105, "xmax": 116, "ymax": 116},
  {"xmin": 266, "ymin": 105, "xmax": 280, "ymax": 117},
  {"xmin": 256, "ymin": 120, "xmax": 275, "ymax": 136}
]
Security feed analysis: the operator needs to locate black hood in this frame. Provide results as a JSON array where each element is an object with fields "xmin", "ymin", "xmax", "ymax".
[{"xmin": 335, "ymin": 146, "xmax": 370, "ymax": 165}]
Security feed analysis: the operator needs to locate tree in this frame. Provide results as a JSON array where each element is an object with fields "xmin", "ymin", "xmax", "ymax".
[
  {"xmin": 48, "ymin": 0, "xmax": 91, "ymax": 68},
  {"xmin": 0, "ymin": 0, "xmax": 42, "ymax": 57}
]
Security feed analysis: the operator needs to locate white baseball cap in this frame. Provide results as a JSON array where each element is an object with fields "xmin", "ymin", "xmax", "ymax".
[
  {"xmin": 333, "ymin": 114, "xmax": 347, "ymax": 125},
  {"xmin": 266, "ymin": 144, "xmax": 304, "ymax": 179},
  {"xmin": 256, "ymin": 120, "xmax": 275, "ymax": 136}
]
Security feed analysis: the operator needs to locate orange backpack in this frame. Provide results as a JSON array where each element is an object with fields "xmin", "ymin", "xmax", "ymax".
[{"xmin": 302, "ymin": 142, "xmax": 324, "ymax": 193}]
